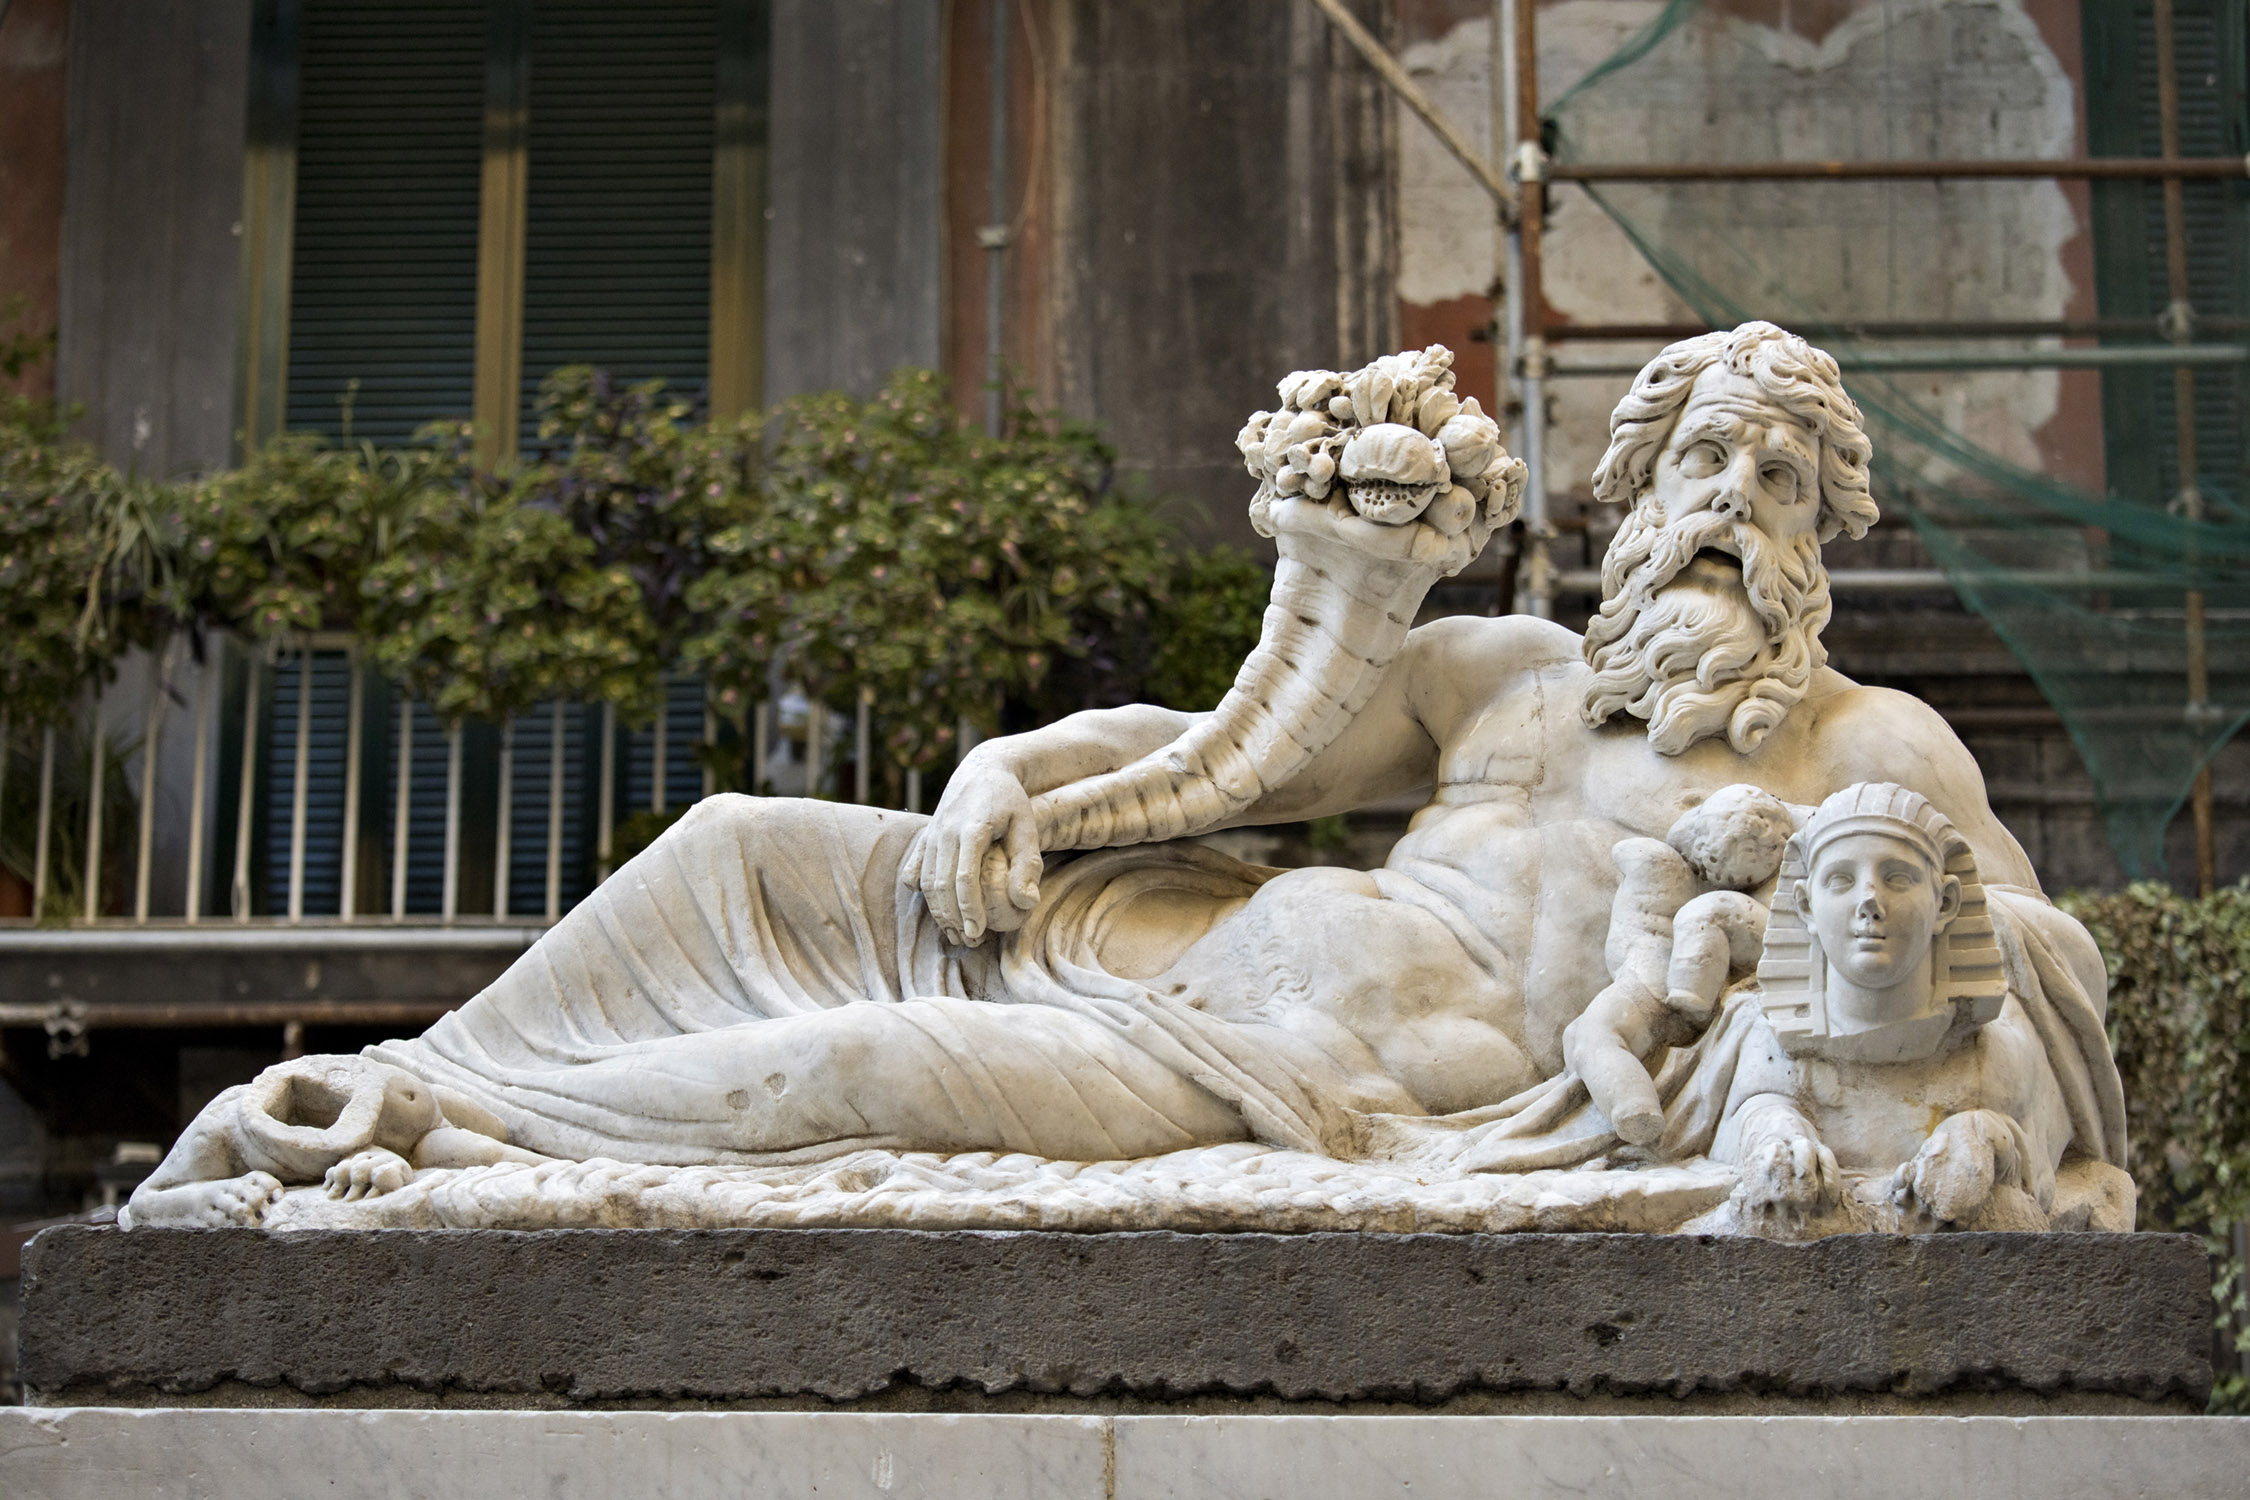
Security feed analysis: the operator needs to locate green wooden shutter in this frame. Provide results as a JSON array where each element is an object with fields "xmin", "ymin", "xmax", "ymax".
[
  {"xmin": 285, "ymin": 0, "xmax": 486, "ymax": 446},
  {"xmin": 519, "ymin": 0, "xmax": 718, "ymax": 442},
  {"xmin": 2084, "ymin": 0, "xmax": 2250, "ymax": 515}
]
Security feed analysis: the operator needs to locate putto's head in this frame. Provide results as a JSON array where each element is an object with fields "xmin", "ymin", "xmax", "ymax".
[{"xmin": 1581, "ymin": 323, "xmax": 1876, "ymax": 757}]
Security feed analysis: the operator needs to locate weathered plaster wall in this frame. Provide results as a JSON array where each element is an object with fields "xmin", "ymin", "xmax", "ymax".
[
  {"xmin": 1040, "ymin": 0, "xmax": 1396, "ymax": 548},
  {"xmin": 57, "ymin": 0, "xmax": 250, "ymax": 476},
  {"xmin": 763, "ymin": 0, "xmax": 943, "ymax": 403},
  {"xmin": 0, "ymin": 0, "xmax": 69, "ymax": 404},
  {"xmin": 1398, "ymin": 0, "xmax": 2104, "ymax": 513}
]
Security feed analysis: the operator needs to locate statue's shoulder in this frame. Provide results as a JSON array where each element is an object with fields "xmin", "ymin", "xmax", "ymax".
[
  {"xmin": 1404, "ymin": 612, "xmax": 1582, "ymax": 676},
  {"xmin": 1799, "ymin": 671, "xmax": 1967, "ymax": 757}
]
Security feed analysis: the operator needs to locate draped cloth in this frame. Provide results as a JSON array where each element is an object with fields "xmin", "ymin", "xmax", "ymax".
[
  {"xmin": 365, "ymin": 797, "xmax": 2127, "ymax": 1182},
  {"xmin": 368, "ymin": 796, "xmax": 1389, "ymax": 1168}
]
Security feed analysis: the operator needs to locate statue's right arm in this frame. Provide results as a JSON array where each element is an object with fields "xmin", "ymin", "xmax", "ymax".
[
  {"xmin": 913, "ymin": 703, "xmax": 1201, "ymax": 943},
  {"xmin": 912, "ymin": 615, "xmax": 1544, "ymax": 944}
]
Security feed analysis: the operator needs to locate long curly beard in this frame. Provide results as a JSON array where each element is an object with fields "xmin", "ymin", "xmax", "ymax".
[{"xmin": 1580, "ymin": 502, "xmax": 1831, "ymax": 756}]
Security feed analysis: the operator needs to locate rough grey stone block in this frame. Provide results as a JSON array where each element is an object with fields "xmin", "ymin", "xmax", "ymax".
[{"xmin": 19, "ymin": 1227, "xmax": 2212, "ymax": 1409}]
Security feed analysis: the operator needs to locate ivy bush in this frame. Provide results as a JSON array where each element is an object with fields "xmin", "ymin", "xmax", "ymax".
[{"xmin": 2060, "ymin": 882, "xmax": 2250, "ymax": 1411}]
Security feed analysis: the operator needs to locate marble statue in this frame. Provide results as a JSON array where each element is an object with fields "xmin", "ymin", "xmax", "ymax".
[{"xmin": 127, "ymin": 323, "xmax": 2133, "ymax": 1238}]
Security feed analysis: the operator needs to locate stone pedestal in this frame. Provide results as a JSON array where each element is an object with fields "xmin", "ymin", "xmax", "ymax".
[{"xmin": 18, "ymin": 1227, "xmax": 2212, "ymax": 1410}]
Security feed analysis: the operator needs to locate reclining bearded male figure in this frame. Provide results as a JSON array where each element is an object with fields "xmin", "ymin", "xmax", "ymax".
[{"xmin": 130, "ymin": 322, "xmax": 2125, "ymax": 1229}]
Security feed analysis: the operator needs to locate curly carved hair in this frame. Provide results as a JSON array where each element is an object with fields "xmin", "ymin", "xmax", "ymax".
[{"xmin": 1590, "ymin": 322, "xmax": 1878, "ymax": 543}]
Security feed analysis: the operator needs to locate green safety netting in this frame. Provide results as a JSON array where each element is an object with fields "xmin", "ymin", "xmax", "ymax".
[{"xmin": 1543, "ymin": 0, "xmax": 2250, "ymax": 878}]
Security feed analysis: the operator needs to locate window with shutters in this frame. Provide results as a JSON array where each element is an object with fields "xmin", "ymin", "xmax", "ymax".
[
  {"xmin": 225, "ymin": 2, "xmax": 769, "ymax": 920},
  {"xmin": 284, "ymin": 2, "xmax": 485, "ymax": 446},
  {"xmin": 2083, "ymin": 0, "xmax": 2250, "ymax": 516}
]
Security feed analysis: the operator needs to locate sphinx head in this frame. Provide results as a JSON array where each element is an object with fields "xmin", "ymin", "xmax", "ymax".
[
  {"xmin": 1794, "ymin": 784, "xmax": 1963, "ymax": 1009},
  {"xmin": 1581, "ymin": 322, "xmax": 1878, "ymax": 756},
  {"xmin": 1755, "ymin": 782, "xmax": 2005, "ymax": 1063}
]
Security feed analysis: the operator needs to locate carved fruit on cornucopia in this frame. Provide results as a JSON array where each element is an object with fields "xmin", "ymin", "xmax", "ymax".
[{"xmin": 1029, "ymin": 344, "xmax": 1526, "ymax": 852}]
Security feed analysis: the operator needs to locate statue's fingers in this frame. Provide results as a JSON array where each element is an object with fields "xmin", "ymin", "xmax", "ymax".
[
  {"xmin": 922, "ymin": 826, "xmax": 965, "ymax": 938},
  {"xmin": 952, "ymin": 837, "xmax": 990, "ymax": 944},
  {"xmin": 1003, "ymin": 814, "xmax": 1041, "ymax": 911},
  {"xmin": 898, "ymin": 828, "xmax": 928, "ymax": 891}
]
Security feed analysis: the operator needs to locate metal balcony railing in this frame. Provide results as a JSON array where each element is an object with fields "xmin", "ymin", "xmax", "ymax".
[{"xmin": 0, "ymin": 633, "xmax": 904, "ymax": 934}]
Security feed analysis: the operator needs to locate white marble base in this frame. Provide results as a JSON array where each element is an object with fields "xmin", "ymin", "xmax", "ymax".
[{"xmin": 4, "ymin": 1409, "xmax": 2244, "ymax": 1499}]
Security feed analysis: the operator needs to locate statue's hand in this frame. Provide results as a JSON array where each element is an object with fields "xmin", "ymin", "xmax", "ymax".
[
  {"xmin": 1733, "ymin": 1097, "xmax": 1839, "ymax": 1231},
  {"xmin": 324, "ymin": 1147, "xmax": 412, "ymax": 1202},
  {"xmin": 909, "ymin": 752, "xmax": 1043, "ymax": 946},
  {"xmin": 1891, "ymin": 1109, "xmax": 2013, "ymax": 1225}
]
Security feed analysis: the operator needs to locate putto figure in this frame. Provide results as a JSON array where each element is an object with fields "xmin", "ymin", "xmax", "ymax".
[{"xmin": 129, "ymin": 324, "xmax": 2129, "ymax": 1237}]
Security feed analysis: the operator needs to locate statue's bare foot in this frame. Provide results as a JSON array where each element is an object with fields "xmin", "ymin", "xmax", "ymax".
[
  {"xmin": 1891, "ymin": 1112, "xmax": 2003, "ymax": 1226},
  {"xmin": 324, "ymin": 1148, "xmax": 413, "ymax": 1202},
  {"xmin": 131, "ymin": 1171, "xmax": 285, "ymax": 1228},
  {"xmin": 1741, "ymin": 1132, "xmax": 1838, "ymax": 1232}
]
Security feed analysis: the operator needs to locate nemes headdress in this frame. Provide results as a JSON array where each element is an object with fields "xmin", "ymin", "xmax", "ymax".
[{"xmin": 1755, "ymin": 782, "xmax": 2005, "ymax": 1056}]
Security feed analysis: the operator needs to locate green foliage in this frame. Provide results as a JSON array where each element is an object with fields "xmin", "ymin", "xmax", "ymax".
[
  {"xmin": 179, "ymin": 433, "xmax": 433, "ymax": 641},
  {"xmin": 359, "ymin": 459, "xmax": 656, "ymax": 728},
  {"xmin": 0, "ymin": 401, "xmax": 133, "ymax": 728},
  {"xmin": 1143, "ymin": 542, "xmax": 1270, "ymax": 713},
  {"xmin": 0, "ymin": 294, "xmax": 54, "ymax": 387},
  {"xmin": 0, "ymin": 361, "xmax": 1264, "ymax": 785},
  {"xmin": 2058, "ymin": 882, "xmax": 2250, "ymax": 1411},
  {"xmin": 533, "ymin": 367, "xmax": 759, "ymax": 666},
  {"xmin": 684, "ymin": 369, "xmax": 1192, "ymax": 770}
]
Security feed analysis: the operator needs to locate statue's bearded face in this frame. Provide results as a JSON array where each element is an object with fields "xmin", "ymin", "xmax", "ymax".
[{"xmin": 1582, "ymin": 366, "xmax": 1834, "ymax": 756}]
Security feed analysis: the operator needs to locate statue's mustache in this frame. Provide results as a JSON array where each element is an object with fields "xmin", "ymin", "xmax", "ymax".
[{"xmin": 1605, "ymin": 506, "xmax": 1810, "ymax": 640}]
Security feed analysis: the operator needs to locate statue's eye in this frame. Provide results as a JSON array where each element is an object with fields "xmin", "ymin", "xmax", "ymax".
[
  {"xmin": 1678, "ymin": 441, "xmax": 1726, "ymax": 477},
  {"xmin": 1761, "ymin": 463, "xmax": 1800, "ymax": 501},
  {"xmin": 1886, "ymin": 869, "xmax": 1919, "ymax": 890}
]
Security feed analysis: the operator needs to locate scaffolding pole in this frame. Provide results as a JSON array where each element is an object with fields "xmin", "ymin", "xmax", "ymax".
[{"xmin": 2153, "ymin": 0, "xmax": 2216, "ymax": 896}]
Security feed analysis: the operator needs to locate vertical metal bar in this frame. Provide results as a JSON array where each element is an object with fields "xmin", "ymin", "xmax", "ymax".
[
  {"xmin": 751, "ymin": 701, "xmax": 769, "ymax": 797},
  {"xmin": 231, "ymin": 650, "xmax": 262, "ymax": 922},
  {"xmin": 544, "ymin": 701, "xmax": 565, "ymax": 922},
  {"xmin": 983, "ymin": 0, "xmax": 1010, "ymax": 437},
  {"xmin": 1511, "ymin": 0, "xmax": 1550, "ymax": 619},
  {"xmin": 82, "ymin": 715, "xmax": 105, "ymax": 922},
  {"xmin": 339, "ymin": 651, "xmax": 363, "ymax": 918},
  {"xmin": 0, "ymin": 710, "xmax": 9, "ymax": 903},
  {"xmin": 906, "ymin": 769, "xmax": 923, "ymax": 816},
  {"xmin": 32, "ymin": 727, "xmax": 55, "ymax": 922},
  {"xmin": 134, "ymin": 637, "xmax": 174, "ymax": 922},
  {"xmin": 651, "ymin": 689, "xmax": 668, "ymax": 814},
  {"xmin": 390, "ymin": 698, "xmax": 414, "ymax": 919},
  {"xmin": 596, "ymin": 702, "xmax": 616, "ymax": 880},
  {"xmin": 185, "ymin": 653, "xmax": 214, "ymax": 924},
  {"xmin": 2153, "ymin": 0, "xmax": 2216, "ymax": 895},
  {"xmin": 441, "ymin": 724, "xmax": 463, "ymax": 922},
  {"xmin": 855, "ymin": 686, "xmax": 873, "ymax": 804},
  {"xmin": 492, "ymin": 717, "xmax": 514, "ymax": 919},
  {"xmin": 805, "ymin": 698, "xmax": 825, "ymax": 799},
  {"xmin": 286, "ymin": 644, "xmax": 312, "ymax": 922},
  {"xmin": 1495, "ymin": 0, "xmax": 1527, "ymax": 613},
  {"xmin": 702, "ymin": 702, "xmax": 717, "ymax": 800}
]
